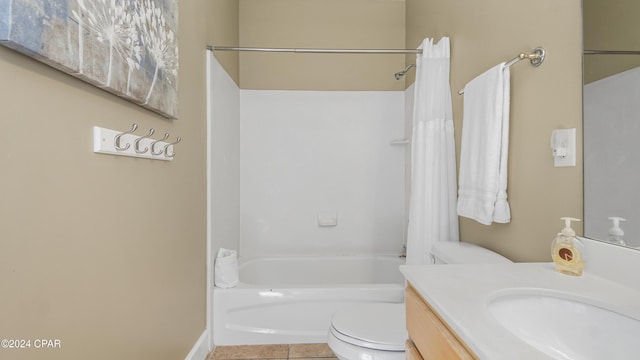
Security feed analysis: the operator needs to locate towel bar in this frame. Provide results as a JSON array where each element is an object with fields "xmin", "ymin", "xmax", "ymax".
[{"xmin": 458, "ymin": 47, "xmax": 545, "ymax": 95}]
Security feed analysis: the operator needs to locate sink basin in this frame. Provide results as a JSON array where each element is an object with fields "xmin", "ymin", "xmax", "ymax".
[{"xmin": 488, "ymin": 292, "xmax": 640, "ymax": 360}]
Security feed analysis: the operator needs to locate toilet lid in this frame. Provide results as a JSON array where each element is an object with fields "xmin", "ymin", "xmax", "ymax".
[{"xmin": 330, "ymin": 303, "xmax": 406, "ymax": 351}]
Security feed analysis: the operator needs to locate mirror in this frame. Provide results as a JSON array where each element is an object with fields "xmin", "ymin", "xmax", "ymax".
[{"xmin": 583, "ymin": 0, "xmax": 640, "ymax": 249}]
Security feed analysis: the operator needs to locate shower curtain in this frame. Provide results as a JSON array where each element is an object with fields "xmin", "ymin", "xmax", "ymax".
[{"xmin": 405, "ymin": 37, "xmax": 460, "ymax": 265}]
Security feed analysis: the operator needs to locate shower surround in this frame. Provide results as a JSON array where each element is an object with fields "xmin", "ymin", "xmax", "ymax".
[{"xmin": 240, "ymin": 89, "xmax": 406, "ymax": 258}]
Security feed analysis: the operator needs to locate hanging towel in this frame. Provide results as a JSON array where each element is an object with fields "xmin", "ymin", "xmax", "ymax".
[{"xmin": 457, "ymin": 63, "xmax": 511, "ymax": 225}]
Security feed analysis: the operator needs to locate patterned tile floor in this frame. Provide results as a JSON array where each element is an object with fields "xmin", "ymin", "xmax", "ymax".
[{"xmin": 207, "ymin": 343, "xmax": 338, "ymax": 360}]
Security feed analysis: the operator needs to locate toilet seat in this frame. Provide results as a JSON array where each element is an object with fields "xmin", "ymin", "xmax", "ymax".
[{"xmin": 329, "ymin": 303, "xmax": 406, "ymax": 351}]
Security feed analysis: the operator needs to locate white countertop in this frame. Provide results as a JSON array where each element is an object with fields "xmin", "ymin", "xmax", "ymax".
[{"xmin": 400, "ymin": 262, "xmax": 640, "ymax": 360}]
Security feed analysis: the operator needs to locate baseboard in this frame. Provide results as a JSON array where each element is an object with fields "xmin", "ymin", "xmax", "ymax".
[{"xmin": 185, "ymin": 330, "xmax": 210, "ymax": 360}]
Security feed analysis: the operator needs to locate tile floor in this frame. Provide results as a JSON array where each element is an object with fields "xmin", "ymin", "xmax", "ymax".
[{"xmin": 207, "ymin": 343, "xmax": 338, "ymax": 360}]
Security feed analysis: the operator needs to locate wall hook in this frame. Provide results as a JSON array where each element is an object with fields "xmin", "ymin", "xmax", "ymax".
[
  {"xmin": 150, "ymin": 133, "xmax": 170, "ymax": 155},
  {"xmin": 164, "ymin": 137, "xmax": 181, "ymax": 158},
  {"xmin": 114, "ymin": 123, "xmax": 138, "ymax": 151},
  {"xmin": 134, "ymin": 128, "xmax": 156, "ymax": 154}
]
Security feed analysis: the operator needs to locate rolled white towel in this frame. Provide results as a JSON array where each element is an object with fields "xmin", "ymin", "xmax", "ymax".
[{"xmin": 214, "ymin": 248, "xmax": 239, "ymax": 288}]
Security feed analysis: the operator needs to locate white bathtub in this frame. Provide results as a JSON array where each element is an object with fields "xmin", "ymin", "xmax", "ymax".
[{"xmin": 213, "ymin": 256, "xmax": 405, "ymax": 345}]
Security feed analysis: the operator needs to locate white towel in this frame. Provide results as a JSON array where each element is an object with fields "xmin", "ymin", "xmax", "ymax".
[
  {"xmin": 214, "ymin": 248, "xmax": 239, "ymax": 288},
  {"xmin": 457, "ymin": 63, "xmax": 511, "ymax": 225}
]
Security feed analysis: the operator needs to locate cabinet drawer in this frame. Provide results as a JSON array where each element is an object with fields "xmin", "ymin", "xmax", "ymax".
[{"xmin": 405, "ymin": 284, "xmax": 477, "ymax": 360}]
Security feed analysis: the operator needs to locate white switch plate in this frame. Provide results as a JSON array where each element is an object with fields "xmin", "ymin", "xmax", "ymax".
[{"xmin": 553, "ymin": 128, "xmax": 576, "ymax": 167}]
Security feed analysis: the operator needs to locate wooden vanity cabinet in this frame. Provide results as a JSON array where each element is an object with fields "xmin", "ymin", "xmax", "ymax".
[
  {"xmin": 405, "ymin": 283, "xmax": 478, "ymax": 360},
  {"xmin": 405, "ymin": 338, "xmax": 423, "ymax": 360}
]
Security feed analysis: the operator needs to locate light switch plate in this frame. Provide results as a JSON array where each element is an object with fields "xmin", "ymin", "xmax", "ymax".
[{"xmin": 553, "ymin": 128, "xmax": 576, "ymax": 167}]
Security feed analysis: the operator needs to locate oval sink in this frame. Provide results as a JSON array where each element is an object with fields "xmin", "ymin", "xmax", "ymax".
[{"xmin": 488, "ymin": 292, "xmax": 640, "ymax": 360}]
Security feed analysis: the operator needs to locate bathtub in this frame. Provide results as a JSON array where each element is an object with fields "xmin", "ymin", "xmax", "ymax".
[{"xmin": 213, "ymin": 255, "xmax": 405, "ymax": 345}]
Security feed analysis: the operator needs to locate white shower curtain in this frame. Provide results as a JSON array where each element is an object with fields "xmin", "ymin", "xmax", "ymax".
[{"xmin": 405, "ymin": 37, "xmax": 460, "ymax": 265}]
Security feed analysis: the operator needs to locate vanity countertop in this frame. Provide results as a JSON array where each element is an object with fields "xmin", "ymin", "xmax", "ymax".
[{"xmin": 400, "ymin": 262, "xmax": 640, "ymax": 360}]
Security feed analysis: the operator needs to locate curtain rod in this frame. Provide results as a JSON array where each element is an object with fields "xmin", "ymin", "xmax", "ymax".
[
  {"xmin": 584, "ymin": 50, "xmax": 640, "ymax": 55},
  {"xmin": 207, "ymin": 45, "xmax": 422, "ymax": 54}
]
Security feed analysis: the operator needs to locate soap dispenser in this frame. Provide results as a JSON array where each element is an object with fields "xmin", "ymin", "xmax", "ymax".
[
  {"xmin": 551, "ymin": 217, "xmax": 584, "ymax": 276},
  {"xmin": 607, "ymin": 217, "xmax": 626, "ymax": 246}
]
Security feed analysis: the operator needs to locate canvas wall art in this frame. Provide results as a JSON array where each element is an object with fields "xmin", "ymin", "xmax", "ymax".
[{"xmin": 0, "ymin": 0, "xmax": 179, "ymax": 118}]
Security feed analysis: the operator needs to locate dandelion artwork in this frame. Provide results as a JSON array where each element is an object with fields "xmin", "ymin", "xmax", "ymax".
[{"xmin": 0, "ymin": 0, "xmax": 179, "ymax": 118}]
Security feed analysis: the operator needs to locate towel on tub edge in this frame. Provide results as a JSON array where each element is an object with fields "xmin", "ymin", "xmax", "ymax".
[{"xmin": 214, "ymin": 248, "xmax": 239, "ymax": 288}]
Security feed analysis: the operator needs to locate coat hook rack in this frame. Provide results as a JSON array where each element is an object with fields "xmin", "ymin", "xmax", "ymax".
[{"xmin": 93, "ymin": 125, "xmax": 179, "ymax": 161}]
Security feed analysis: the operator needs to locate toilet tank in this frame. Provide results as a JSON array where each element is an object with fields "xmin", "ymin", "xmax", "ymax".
[{"xmin": 430, "ymin": 242, "xmax": 512, "ymax": 264}]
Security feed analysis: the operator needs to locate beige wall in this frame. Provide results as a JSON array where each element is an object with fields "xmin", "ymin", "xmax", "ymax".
[
  {"xmin": 210, "ymin": 0, "xmax": 240, "ymax": 84},
  {"xmin": 583, "ymin": 0, "xmax": 640, "ymax": 83},
  {"xmin": 238, "ymin": 0, "xmax": 406, "ymax": 91},
  {"xmin": 406, "ymin": 0, "xmax": 584, "ymax": 262},
  {"xmin": 0, "ymin": 0, "xmax": 224, "ymax": 359}
]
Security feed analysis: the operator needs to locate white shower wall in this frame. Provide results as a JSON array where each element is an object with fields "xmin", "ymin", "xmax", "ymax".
[
  {"xmin": 208, "ymin": 53, "xmax": 241, "ymax": 347},
  {"xmin": 240, "ymin": 90, "xmax": 406, "ymax": 258},
  {"xmin": 208, "ymin": 54, "xmax": 241, "ymax": 254}
]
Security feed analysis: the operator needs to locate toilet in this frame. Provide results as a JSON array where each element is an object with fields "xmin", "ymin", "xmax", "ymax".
[{"xmin": 327, "ymin": 241, "xmax": 512, "ymax": 360}]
